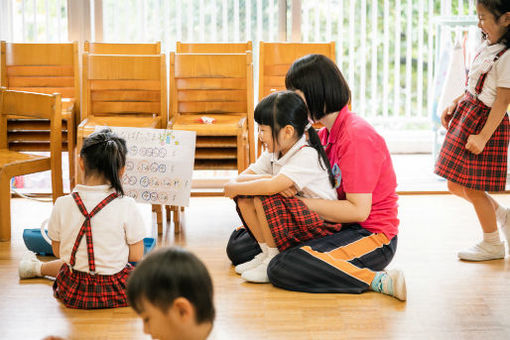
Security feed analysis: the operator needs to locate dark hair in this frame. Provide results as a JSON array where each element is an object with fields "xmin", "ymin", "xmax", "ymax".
[
  {"xmin": 477, "ymin": 0, "xmax": 510, "ymax": 48},
  {"xmin": 80, "ymin": 128, "xmax": 127, "ymax": 195},
  {"xmin": 127, "ymin": 247, "xmax": 215, "ymax": 324},
  {"xmin": 255, "ymin": 91, "xmax": 335, "ymax": 188},
  {"xmin": 285, "ymin": 54, "xmax": 351, "ymax": 121}
]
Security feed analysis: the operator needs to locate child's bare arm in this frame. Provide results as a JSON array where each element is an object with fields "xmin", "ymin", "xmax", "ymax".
[
  {"xmin": 466, "ymin": 87, "xmax": 510, "ymax": 154},
  {"xmin": 128, "ymin": 240, "xmax": 144, "ymax": 262},
  {"xmin": 234, "ymin": 169, "xmax": 272, "ymax": 182},
  {"xmin": 224, "ymin": 174, "xmax": 294, "ymax": 198},
  {"xmin": 51, "ymin": 241, "xmax": 60, "ymax": 258}
]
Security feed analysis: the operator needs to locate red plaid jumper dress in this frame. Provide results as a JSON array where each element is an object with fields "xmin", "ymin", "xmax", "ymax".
[
  {"xmin": 435, "ymin": 47, "xmax": 510, "ymax": 192},
  {"xmin": 53, "ymin": 192, "xmax": 134, "ymax": 309}
]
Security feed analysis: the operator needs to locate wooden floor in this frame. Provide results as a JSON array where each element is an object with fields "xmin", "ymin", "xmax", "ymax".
[{"xmin": 2, "ymin": 194, "xmax": 510, "ymax": 339}]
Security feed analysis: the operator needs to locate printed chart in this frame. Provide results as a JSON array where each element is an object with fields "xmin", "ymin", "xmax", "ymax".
[{"xmin": 95, "ymin": 126, "xmax": 196, "ymax": 207}]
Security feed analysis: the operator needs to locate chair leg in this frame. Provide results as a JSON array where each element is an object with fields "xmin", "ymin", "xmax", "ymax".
[
  {"xmin": 165, "ymin": 205, "xmax": 171, "ymax": 221},
  {"xmin": 66, "ymin": 117, "xmax": 76, "ymax": 189},
  {"xmin": 152, "ymin": 204, "xmax": 163, "ymax": 235},
  {"xmin": 0, "ymin": 174, "xmax": 12, "ymax": 241},
  {"xmin": 172, "ymin": 206, "xmax": 181, "ymax": 234}
]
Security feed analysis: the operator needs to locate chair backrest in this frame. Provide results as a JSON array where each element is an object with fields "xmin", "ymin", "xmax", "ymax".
[
  {"xmin": 0, "ymin": 88, "xmax": 63, "ymax": 200},
  {"xmin": 258, "ymin": 41, "xmax": 336, "ymax": 100},
  {"xmin": 0, "ymin": 41, "xmax": 79, "ymax": 101},
  {"xmin": 169, "ymin": 52, "xmax": 253, "ymax": 120},
  {"xmin": 82, "ymin": 53, "xmax": 167, "ymax": 127},
  {"xmin": 84, "ymin": 41, "xmax": 161, "ymax": 55},
  {"xmin": 176, "ymin": 41, "xmax": 252, "ymax": 54}
]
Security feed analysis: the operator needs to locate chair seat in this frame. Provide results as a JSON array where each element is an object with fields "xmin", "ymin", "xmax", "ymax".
[
  {"xmin": 171, "ymin": 114, "xmax": 246, "ymax": 136},
  {"xmin": 0, "ymin": 148, "xmax": 51, "ymax": 178}
]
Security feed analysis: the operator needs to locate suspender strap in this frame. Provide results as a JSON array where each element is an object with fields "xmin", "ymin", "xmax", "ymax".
[
  {"xmin": 474, "ymin": 47, "xmax": 508, "ymax": 95},
  {"xmin": 69, "ymin": 192, "xmax": 119, "ymax": 274}
]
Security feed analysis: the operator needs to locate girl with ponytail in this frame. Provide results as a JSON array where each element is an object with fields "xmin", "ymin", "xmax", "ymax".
[
  {"xmin": 19, "ymin": 128, "xmax": 147, "ymax": 309},
  {"xmin": 224, "ymin": 91, "xmax": 338, "ymax": 283}
]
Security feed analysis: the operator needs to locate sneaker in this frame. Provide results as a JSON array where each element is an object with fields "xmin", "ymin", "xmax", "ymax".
[
  {"xmin": 372, "ymin": 269, "xmax": 407, "ymax": 301},
  {"xmin": 19, "ymin": 251, "xmax": 42, "ymax": 279},
  {"xmin": 457, "ymin": 241, "xmax": 505, "ymax": 261},
  {"xmin": 241, "ymin": 258, "xmax": 271, "ymax": 283},
  {"xmin": 234, "ymin": 252, "xmax": 267, "ymax": 275}
]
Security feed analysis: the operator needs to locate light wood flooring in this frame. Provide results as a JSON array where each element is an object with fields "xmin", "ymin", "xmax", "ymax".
[{"xmin": 1, "ymin": 194, "xmax": 510, "ymax": 339}]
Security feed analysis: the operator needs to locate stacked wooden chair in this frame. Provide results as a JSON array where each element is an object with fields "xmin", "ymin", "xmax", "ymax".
[
  {"xmin": 176, "ymin": 41, "xmax": 252, "ymax": 54},
  {"xmin": 0, "ymin": 41, "xmax": 79, "ymax": 187},
  {"xmin": 84, "ymin": 41, "xmax": 161, "ymax": 54},
  {"xmin": 0, "ymin": 88, "xmax": 63, "ymax": 241},
  {"xmin": 257, "ymin": 41, "xmax": 336, "ymax": 153}
]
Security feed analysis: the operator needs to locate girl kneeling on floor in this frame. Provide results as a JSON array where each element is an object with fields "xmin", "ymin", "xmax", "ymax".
[{"xmin": 19, "ymin": 128, "xmax": 146, "ymax": 309}]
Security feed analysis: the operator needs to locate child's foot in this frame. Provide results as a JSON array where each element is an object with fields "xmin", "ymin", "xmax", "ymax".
[
  {"xmin": 371, "ymin": 269, "xmax": 407, "ymax": 301},
  {"xmin": 19, "ymin": 251, "xmax": 42, "ymax": 279},
  {"xmin": 457, "ymin": 241, "xmax": 505, "ymax": 261},
  {"xmin": 234, "ymin": 252, "xmax": 267, "ymax": 275},
  {"xmin": 241, "ymin": 258, "xmax": 271, "ymax": 283}
]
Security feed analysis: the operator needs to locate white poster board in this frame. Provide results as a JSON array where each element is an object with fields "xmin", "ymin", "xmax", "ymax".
[{"xmin": 95, "ymin": 126, "xmax": 196, "ymax": 207}]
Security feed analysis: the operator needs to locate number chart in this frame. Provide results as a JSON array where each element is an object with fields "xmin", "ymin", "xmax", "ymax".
[{"xmin": 96, "ymin": 126, "xmax": 196, "ymax": 207}]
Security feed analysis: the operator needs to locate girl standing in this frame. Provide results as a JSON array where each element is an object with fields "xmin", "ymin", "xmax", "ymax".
[
  {"xmin": 435, "ymin": 0, "xmax": 510, "ymax": 261},
  {"xmin": 224, "ymin": 91, "xmax": 338, "ymax": 283},
  {"xmin": 19, "ymin": 129, "xmax": 146, "ymax": 309}
]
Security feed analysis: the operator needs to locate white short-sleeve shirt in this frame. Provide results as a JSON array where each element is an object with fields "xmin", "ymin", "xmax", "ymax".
[
  {"xmin": 47, "ymin": 185, "xmax": 147, "ymax": 275},
  {"xmin": 467, "ymin": 42, "xmax": 510, "ymax": 107},
  {"xmin": 248, "ymin": 135, "xmax": 337, "ymax": 200}
]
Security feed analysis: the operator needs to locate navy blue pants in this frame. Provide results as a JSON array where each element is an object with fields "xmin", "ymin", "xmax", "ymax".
[{"xmin": 226, "ymin": 224, "xmax": 398, "ymax": 294}]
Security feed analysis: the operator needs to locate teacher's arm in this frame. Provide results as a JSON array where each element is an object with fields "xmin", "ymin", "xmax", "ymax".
[{"xmin": 299, "ymin": 193, "xmax": 372, "ymax": 223}]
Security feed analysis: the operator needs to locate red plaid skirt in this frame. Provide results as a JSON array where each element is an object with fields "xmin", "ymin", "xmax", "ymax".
[
  {"xmin": 53, "ymin": 263, "xmax": 134, "ymax": 309},
  {"xmin": 435, "ymin": 92, "xmax": 510, "ymax": 191},
  {"xmin": 257, "ymin": 194, "xmax": 343, "ymax": 251}
]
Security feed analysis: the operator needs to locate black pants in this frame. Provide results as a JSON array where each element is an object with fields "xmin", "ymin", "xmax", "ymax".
[{"xmin": 226, "ymin": 225, "xmax": 397, "ymax": 294}]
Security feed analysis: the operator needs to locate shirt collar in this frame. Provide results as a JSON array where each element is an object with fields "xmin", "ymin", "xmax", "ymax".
[
  {"xmin": 272, "ymin": 134, "xmax": 308, "ymax": 165},
  {"xmin": 73, "ymin": 184, "xmax": 114, "ymax": 193},
  {"xmin": 325, "ymin": 105, "xmax": 350, "ymax": 147}
]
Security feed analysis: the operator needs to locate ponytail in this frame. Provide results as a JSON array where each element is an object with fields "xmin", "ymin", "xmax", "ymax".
[
  {"xmin": 307, "ymin": 126, "xmax": 336, "ymax": 188},
  {"xmin": 80, "ymin": 129, "xmax": 127, "ymax": 195}
]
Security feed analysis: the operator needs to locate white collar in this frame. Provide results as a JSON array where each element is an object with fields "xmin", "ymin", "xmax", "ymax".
[
  {"xmin": 73, "ymin": 184, "xmax": 114, "ymax": 193},
  {"xmin": 271, "ymin": 135, "xmax": 308, "ymax": 165}
]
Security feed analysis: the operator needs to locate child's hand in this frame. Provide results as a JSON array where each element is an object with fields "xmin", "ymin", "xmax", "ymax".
[
  {"xmin": 441, "ymin": 102, "xmax": 458, "ymax": 129},
  {"xmin": 465, "ymin": 134, "xmax": 487, "ymax": 155},
  {"xmin": 279, "ymin": 186, "xmax": 298, "ymax": 198}
]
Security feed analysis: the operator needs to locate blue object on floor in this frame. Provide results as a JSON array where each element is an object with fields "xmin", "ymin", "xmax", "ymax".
[
  {"xmin": 22, "ymin": 228, "xmax": 54, "ymax": 256},
  {"xmin": 143, "ymin": 237, "xmax": 156, "ymax": 255}
]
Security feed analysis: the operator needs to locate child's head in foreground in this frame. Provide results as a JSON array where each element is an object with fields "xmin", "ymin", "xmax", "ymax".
[{"xmin": 127, "ymin": 247, "xmax": 215, "ymax": 340}]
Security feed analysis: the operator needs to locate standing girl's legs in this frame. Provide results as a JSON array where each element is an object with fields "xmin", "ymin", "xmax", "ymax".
[{"xmin": 447, "ymin": 181, "xmax": 505, "ymax": 260}]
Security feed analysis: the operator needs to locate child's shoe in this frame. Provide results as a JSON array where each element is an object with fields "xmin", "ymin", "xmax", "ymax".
[
  {"xmin": 235, "ymin": 252, "xmax": 267, "ymax": 275},
  {"xmin": 457, "ymin": 241, "xmax": 505, "ymax": 261},
  {"xmin": 241, "ymin": 258, "xmax": 271, "ymax": 283},
  {"xmin": 371, "ymin": 269, "xmax": 407, "ymax": 301},
  {"xmin": 19, "ymin": 251, "xmax": 42, "ymax": 279}
]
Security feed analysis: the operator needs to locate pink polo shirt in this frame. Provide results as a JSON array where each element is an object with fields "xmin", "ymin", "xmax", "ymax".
[{"xmin": 318, "ymin": 106, "xmax": 399, "ymax": 239}]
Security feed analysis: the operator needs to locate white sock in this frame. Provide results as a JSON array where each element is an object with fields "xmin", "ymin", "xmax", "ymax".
[
  {"xmin": 259, "ymin": 243, "xmax": 268, "ymax": 254},
  {"xmin": 483, "ymin": 231, "xmax": 501, "ymax": 245},
  {"xmin": 35, "ymin": 262, "xmax": 42, "ymax": 276},
  {"xmin": 496, "ymin": 205, "xmax": 507, "ymax": 225},
  {"xmin": 266, "ymin": 247, "xmax": 279, "ymax": 259}
]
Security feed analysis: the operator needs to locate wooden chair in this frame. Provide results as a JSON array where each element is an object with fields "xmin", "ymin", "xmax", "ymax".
[
  {"xmin": 78, "ymin": 53, "xmax": 168, "ymax": 233},
  {"xmin": 169, "ymin": 52, "xmax": 254, "ymax": 174},
  {"xmin": 257, "ymin": 42, "xmax": 336, "ymax": 154},
  {"xmin": 84, "ymin": 41, "xmax": 161, "ymax": 54},
  {"xmin": 0, "ymin": 88, "xmax": 63, "ymax": 241},
  {"xmin": 78, "ymin": 53, "xmax": 167, "ymax": 152},
  {"xmin": 0, "ymin": 41, "xmax": 79, "ymax": 188},
  {"xmin": 176, "ymin": 41, "xmax": 252, "ymax": 54}
]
